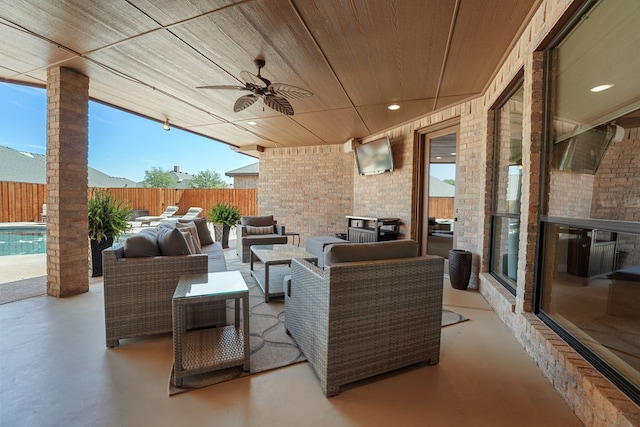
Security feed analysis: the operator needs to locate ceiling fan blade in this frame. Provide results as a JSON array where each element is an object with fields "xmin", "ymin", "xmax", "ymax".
[
  {"xmin": 234, "ymin": 94, "xmax": 259, "ymax": 112},
  {"xmin": 240, "ymin": 70, "xmax": 265, "ymax": 87},
  {"xmin": 264, "ymin": 95, "xmax": 294, "ymax": 115},
  {"xmin": 269, "ymin": 83, "xmax": 313, "ymax": 99},
  {"xmin": 197, "ymin": 84, "xmax": 247, "ymax": 90}
]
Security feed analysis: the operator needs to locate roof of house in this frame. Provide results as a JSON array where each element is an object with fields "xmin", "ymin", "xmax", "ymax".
[
  {"xmin": 429, "ymin": 176, "xmax": 455, "ymax": 198},
  {"xmin": 225, "ymin": 162, "xmax": 259, "ymax": 177},
  {"xmin": 0, "ymin": 145, "xmax": 139, "ymax": 187}
]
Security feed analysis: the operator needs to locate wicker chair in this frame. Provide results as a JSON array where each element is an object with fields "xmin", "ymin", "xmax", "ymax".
[
  {"xmin": 236, "ymin": 215, "xmax": 287, "ymax": 262},
  {"xmin": 284, "ymin": 240, "xmax": 444, "ymax": 396}
]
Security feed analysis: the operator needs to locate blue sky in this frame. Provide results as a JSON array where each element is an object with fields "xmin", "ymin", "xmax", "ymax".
[
  {"xmin": 0, "ymin": 82, "xmax": 256, "ymax": 184},
  {"xmin": 0, "ymin": 81, "xmax": 455, "ymax": 183}
]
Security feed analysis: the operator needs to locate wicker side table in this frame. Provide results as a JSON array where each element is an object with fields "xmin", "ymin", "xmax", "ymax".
[{"xmin": 172, "ymin": 271, "xmax": 249, "ymax": 386}]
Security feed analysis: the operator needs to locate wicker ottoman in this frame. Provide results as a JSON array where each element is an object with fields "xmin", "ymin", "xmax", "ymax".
[{"xmin": 306, "ymin": 236, "xmax": 349, "ymax": 267}]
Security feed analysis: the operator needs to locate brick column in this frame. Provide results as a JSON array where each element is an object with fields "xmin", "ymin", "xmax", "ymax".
[{"xmin": 46, "ymin": 67, "xmax": 89, "ymax": 297}]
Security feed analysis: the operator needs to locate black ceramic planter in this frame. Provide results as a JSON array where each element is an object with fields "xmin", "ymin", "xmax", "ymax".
[
  {"xmin": 90, "ymin": 235, "xmax": 114, "ymax": 277},
  {"xmin": 448, "ymin": 249, "xmax": 472, "ymax": 290}
]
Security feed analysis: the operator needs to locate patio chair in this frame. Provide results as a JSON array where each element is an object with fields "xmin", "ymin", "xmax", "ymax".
[
  {"xmin": 284, "ymin": 240, "xmax": 444, "ymax": 396},
  {"xmin": 160, "ymin": 207, "xmax": 202, "ymax": 222},
  {"xmin": 136, "ymin": 206, "xmax": 179, "ymax": 226}
]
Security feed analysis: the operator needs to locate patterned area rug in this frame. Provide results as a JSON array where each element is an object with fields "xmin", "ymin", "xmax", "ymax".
[{"xmin": 168, "ymin": 254, "xmax": 469, "ymax": 395}]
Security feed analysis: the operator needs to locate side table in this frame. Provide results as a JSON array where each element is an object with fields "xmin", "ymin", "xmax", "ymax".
[{"xmin": 172, "ymin": 271, "xmax": 250, "ymax": 387}]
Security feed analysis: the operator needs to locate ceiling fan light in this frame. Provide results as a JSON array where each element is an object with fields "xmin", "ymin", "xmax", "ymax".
[
  {"xmin": 162, "ymin": 119, "xmax": 170, "ymax": 131},
  {"xmin": 388, "ymin": 104, "xmax": 400, "ymax": 110}
]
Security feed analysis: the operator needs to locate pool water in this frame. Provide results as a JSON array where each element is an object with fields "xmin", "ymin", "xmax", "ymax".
[
  {"xmin": 0, "ymin": 227, "xmax": 47, "ymax": 256},
  {"xmin": 0, "ymin": 226, "xmax": 133, "ymax": 256}
]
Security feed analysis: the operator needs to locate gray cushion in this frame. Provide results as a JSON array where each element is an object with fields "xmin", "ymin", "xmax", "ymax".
[
  {"xmin": 241, "ymin": 215, "xmax": 274, "ymax": 227},
  {"xmin": 242, "ymin": 234, "xmax": 288, "ymax": 245},
  {"xmin": 176, "ymin": 221, "xmax": 201, "ymax": 251},
  {"xmin": 157, "ymin": 221, "xmax": 176, "ymax": 229},
  {"xmin": 324, "ymin": 240, "xmax": 419, "ymax": 267},
  {"xmin": 156, "ymin": 225, "xmax": 191, "ymax": 256},
  {"xmin": 306, "ymin": 236, "xmax": 349, "ymax": 255},
  {"xmin": 203, "ymin": 242, "xmax": 227, "ymax": 272},
  {"xmin": 185, "ymin": 218, "xmax": 213, "ymax": 245},
  {"xmin": 180, "ymin": 231, "xmax": 200, "ymax": 254},
  {"xmin": 123, "ymin": 228, "xmax": 160, "ymax": 258}
]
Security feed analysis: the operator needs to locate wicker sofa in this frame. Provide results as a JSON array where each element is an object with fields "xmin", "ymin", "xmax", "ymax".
[
  {"xmin": 236, "ymin": 215, "xmax": 287, "ymax": 262},
  {"xmin": 102, "ymin": 219, "xmax": 227, "ymax": 347},
  {"xmin": 284, "ymin": 240, "xmax": 444, "ymax": 396}
]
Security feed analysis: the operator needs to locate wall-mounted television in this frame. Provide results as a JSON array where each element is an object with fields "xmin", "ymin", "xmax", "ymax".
[{"xmin": 354, "ymin": 136, "xmax": 394, "ymax": 175}]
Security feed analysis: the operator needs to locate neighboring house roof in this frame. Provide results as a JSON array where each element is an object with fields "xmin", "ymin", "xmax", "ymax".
[
  {"xmin": 169, "ymin": 170, "xmax": 194, "ymax": 189},
  {"xmin": 225, "ymin": 162, "xmax": 259, "ymax": 177},
  {"xmin": 0, "ymin": 145, "xmax": 139, "ymax": 187},
  {"xmin": 429, "ymin": 176, "xmax": 455, "ymax": 197}
]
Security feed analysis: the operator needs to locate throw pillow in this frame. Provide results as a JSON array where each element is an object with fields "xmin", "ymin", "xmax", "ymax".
[
  {"xmin": 123, "ymin": 228, "xmax": 160, "ymax": 257},
  {"xmin": 186, "ymin": 218, "xmax": 213, "ymax": 245},
  {"xmin": 246, "ymin": 225, "xmax": 273, "ymax": 235},
  {"xmin": 176, "ymin": 221, "xmax": 201, "ymax": 251},
  {"xmin": 180, "ymin": 231, "xmax": 200, "ymax": 254},
  {"xmin": 156, "ymin": 225, "xmax": 191, "ymax": 256}
]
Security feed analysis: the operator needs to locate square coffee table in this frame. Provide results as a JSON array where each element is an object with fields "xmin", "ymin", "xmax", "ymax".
[
  {"xmin": 250, "ymin": 244, "xmax": 318, "ymax": 302},
  {"xmin": 172, "ymin": 271, "xmax": 249, "ymax": 387}
]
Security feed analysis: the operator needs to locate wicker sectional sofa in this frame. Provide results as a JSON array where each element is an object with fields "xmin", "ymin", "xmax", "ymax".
[
  {"xmin": 102, "ymin": 219, "xmax": 227, "ymax": 347},
  {"xmin": 284, "ymin": 239, "xmax": 444, "ymax": 396}
]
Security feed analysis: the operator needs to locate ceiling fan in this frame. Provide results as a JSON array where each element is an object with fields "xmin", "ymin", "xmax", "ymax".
[{"xmin": 197, "ymin": 59, "xmax": 313, "ymax": 116}]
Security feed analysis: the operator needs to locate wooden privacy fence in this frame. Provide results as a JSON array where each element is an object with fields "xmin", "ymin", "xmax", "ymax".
[
  {"xmin": 0, "ymin": 182, "xmax": 258, "ymax": 222},
  {"xmin": 428, "ymin": 197, "xmax": 455, "ymax": 219}
]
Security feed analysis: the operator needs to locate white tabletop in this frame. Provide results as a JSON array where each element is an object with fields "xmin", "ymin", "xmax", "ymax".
[{"xmin": 174, "ymin": 271, "xmax": 248, "ymax": 299}]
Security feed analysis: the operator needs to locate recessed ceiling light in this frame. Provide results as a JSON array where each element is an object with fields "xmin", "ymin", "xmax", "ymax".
[
  {"xmin": 590, "ymin": 84, "xmax": 614, "ymax": 93},
  {"xmin": 450, "ymin": 152, "xmax": 456, "ymax": 156},
  {"xmin": 387, "ymin": 104, "xmax": 400, "ymax": 110},
  {"xmin": 436, "ymin": 156, "xmax": 442, "ymax": 160},
  {"xmin": 247, "ymin": 121, "xmax": 257, "ymax": 126}
]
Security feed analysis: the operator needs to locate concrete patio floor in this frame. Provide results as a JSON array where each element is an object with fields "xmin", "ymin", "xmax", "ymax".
[{"xmin": 0, "ymin": 223, "xmax": 583, "ymax": 426}]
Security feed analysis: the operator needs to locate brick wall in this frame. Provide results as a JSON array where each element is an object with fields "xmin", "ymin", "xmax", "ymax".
[
  {"xmin": 46, "ymin": 67, "xmax": 89, "ymax": 297},
  {"xmin": 353, "ymin": 132, "xmax": 414, "ymax": 239},
  {"xmin": 259, "ymin": 145, "xmax": 353, "ymax": 244},
  {"xmin": 233, "ymin": 175, "xmax": 258, "ymax": 189},
  {"xmin": 256, "ymin": 0, "xmax": 639, "ymax": 423},
  {"xmin": 592, "ymin": 128, "xmax": 640, "ymax": 222}
]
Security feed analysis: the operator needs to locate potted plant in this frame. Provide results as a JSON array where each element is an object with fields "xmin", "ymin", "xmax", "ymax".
[
  {"xmin": 88, "ymin": 189, "xmax": 133, "ymax": 277},
  {"xmin": 208, "ymin": 202, "xmax": 241, "ymax": 249}
]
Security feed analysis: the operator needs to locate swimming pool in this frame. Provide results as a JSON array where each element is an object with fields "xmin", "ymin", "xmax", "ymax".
[
  {"xmin": 0, "ymin": 225, "xmax": 47, "ymax": 256},
  {"xmin": 0, "ymin": 225, "xmax": 134, "ymax": 256}
]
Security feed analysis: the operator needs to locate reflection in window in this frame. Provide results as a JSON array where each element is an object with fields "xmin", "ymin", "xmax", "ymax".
[
  {"xmin": 490, "ymin": 83, "xmax": 524, "ymax": 292},
  {"xmin": 540, "ymin": 224, "xmax": 640, "ymax": 391},
  {"xmin": 539, "ymin": 0, "xmax": 640, "ymax": 404}
]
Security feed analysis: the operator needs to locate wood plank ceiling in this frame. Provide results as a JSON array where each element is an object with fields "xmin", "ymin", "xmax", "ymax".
[{"xmin": 0, "ymin": 0, "xmax": 540, "ymax": 156}]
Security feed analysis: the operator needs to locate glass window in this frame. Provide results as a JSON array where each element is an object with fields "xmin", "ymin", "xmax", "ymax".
[
  {"xmin": 539, "ymin": 224, "xmax": 640, "ymax": 398},
  {"xmin": 539, "ymin": 0, "xmax": 640, "ymax": 404},
  {"xmin": 490, "ymin": 84, "xmax": 524, "ymax": 292}
]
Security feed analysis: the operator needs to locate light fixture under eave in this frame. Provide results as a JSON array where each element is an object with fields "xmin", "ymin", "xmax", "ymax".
[
  {"xmin": 388, "ymin": 104, "xmax": 400, "ymax": 110},
  {"xmin": 162, "ymin": 119, "xmax": 170, "ymax": 131}
]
